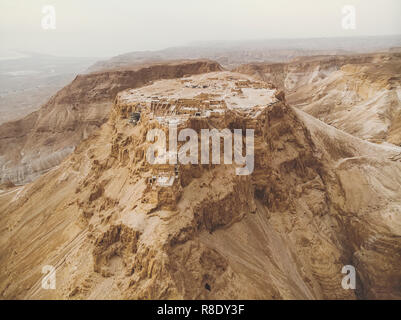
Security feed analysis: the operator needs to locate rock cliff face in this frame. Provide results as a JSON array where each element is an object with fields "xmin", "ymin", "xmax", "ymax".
[
  {"xmin": 0, "ymin": 60, "xmax": 222, "ymax": 185},
  {"xmin": 1, "ymin": 72, "xmax": 400, "ymax": 299},
  {"xmin": 234, "ymin": 54, "xmax": 381, "ymax": 91},
  {"xmin": 236, "ymin": 53, "xmax": 401, "ymax": 145}
]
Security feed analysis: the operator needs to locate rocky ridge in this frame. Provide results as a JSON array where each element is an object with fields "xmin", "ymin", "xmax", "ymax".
[
  {"xmin": 0, "ymin": 60, "xmax": 222, "ymax": 185},
  {"xmin": 235, "ymin": 52, "xmax": 401, "ymax": 145},
  {"xmin": 0, "ymin": 72, "xmax": 400, "ymax": 299}
]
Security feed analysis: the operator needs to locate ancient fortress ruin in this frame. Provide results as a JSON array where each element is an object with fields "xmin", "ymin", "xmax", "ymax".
[{"xmin": 113, "ymin": 72, "xmax": 282, "ymax": 209}]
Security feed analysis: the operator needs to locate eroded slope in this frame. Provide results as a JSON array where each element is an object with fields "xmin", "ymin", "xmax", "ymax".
[
  {"xmin": 0, "ymin": 72, "xmax": 400, "ymax": 300},
  {"xmin": 236, "ymin": 53, "xmax": 401, "ymax": 145},
  {"xmin": 0, "ymin": 60, "xmax": 222, "ymax": 185}
]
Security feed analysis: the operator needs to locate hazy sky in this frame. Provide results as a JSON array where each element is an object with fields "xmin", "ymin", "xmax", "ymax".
[{"xmin": 1, "ymin": 0, "xmax": 400, "ymax": 57}]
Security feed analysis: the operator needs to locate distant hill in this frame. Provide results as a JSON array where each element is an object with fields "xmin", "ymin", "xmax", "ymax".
[
  {"xmin": 0, "ymin": 51, "xmax": 97, "ymax": 124},
  {"xmin": 89, "ymin": 35, "xmax": 401, "ymax": 71}
]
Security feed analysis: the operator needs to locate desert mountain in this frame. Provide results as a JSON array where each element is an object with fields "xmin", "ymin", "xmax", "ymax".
[
  {"xmin": 2, "ymin": 47, "xmax": 400, "ymax": 187},
  {"xmin": 89, "ymin": 35, "xmax": 401, "ymax": 71},
  {"xmin": 236, "ymin": 52, "xmax": 401, "ymax": 145},
  {"xmin": 1, "ymin": 72, "xmax": 400, "ymax": 299},
  {"xmin": 0, "ymin": 60, "xmax": 222, "ymax": 185},
  {"xmin": 0, "ymin": 51, "xmax": 97, "ymax": 125}
]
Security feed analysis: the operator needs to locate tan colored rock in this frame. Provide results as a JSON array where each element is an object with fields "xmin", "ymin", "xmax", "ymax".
[
  {"xmin": 0, "ymin": 72, "xmax": 400, "ymax": 300},
  {"xmin": 235, "ymin": 52, "xmax": 401, "ymax": 146},
  {"xmin": 0, "ymin": 60, "xmax": 223, "ymax": 185}
]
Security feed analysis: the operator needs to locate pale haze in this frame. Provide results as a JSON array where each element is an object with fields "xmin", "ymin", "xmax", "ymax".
[{"xmin": 1, "ymin": 0, "xmax": 400, "ymax": 57}]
